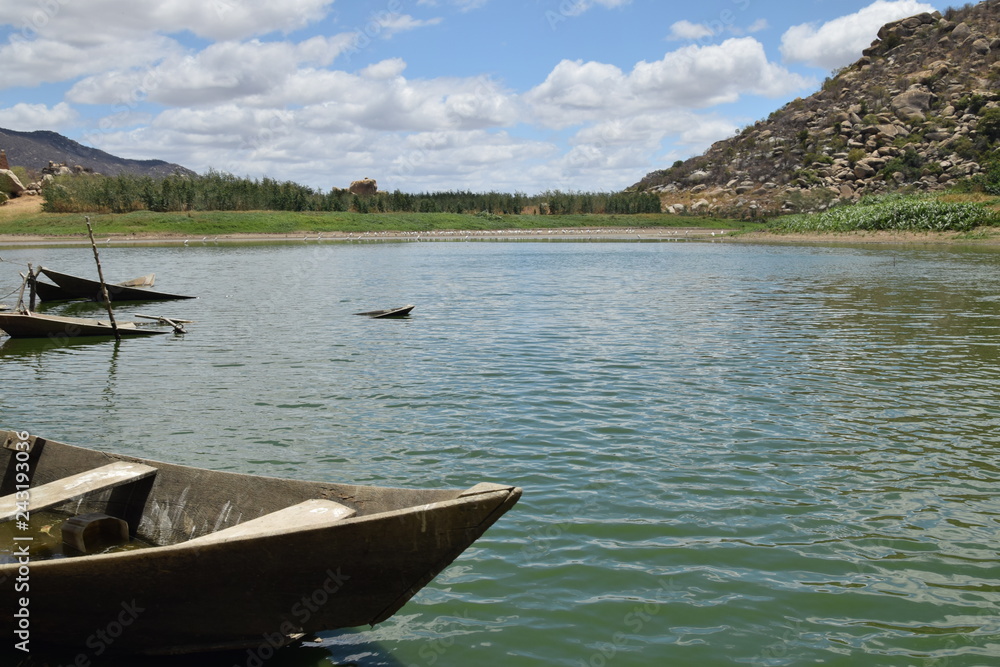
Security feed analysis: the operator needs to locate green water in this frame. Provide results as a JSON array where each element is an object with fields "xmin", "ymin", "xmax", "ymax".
[{"xmin": 1, "ymin": 240, "xmax": 999, "ymax": 666}]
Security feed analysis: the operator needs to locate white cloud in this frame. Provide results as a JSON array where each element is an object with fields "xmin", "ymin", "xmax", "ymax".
[
  {"xmin": 416, "ymin": 0, "xmax": 489, "ymax": 11},
  {"xmin": 361, "ymin": 58, "xmax": 408, "ymax": 80},
  {"xmin": 0, "ymin": 0, "xmax": 336, "ymax": 43},
  {"xmin": 0, "ymin": 35, "xmax": 182, "ymax": 89},
  {"xmin": 668, "ymin": 20, "xmax": 715, "ymax": 41},
  {"xmin": 0, "ymin": 102, "xmax": 78, "ymax": 131},
  {"xmin": 526, "ymin": 38, "xmax": 812, "ymax": 128},
  {"xmin": 370, "ymin": 14, "xmax": 443, "ymax": 38},
  {"xmin": 0, "ymin": 1, "xmax": 349, "ymax": 90},
  {"xmin": 780, "ymin": 0, "xmax": 936, "ymax": 70},
  {"xmin": 577, "ymin": 0, "xmax": 632, "ymax": 10}
]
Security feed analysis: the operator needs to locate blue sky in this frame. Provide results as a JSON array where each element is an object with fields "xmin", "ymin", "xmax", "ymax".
[{"xmin": 0, "ymin": 0, "xmax": 942, "ymax": 193}]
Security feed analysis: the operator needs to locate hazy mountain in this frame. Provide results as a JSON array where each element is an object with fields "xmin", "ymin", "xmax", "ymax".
[{"xmin": 0, "ymin": 127, "xmax": 196, "ymax": 178}]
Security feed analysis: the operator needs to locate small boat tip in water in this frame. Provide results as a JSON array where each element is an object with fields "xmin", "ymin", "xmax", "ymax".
[{"xmin": 354, "ymin": 304, "xmax": 415, "ymax": 318}]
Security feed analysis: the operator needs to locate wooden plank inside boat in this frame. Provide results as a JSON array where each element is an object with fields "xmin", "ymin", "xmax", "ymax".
[
  {"xmin": 0, "ymin": 461, "xmax": 157, "ymax": 521},
  {"xmin": 186, "ymin": 499, "xmax": 357, "ymax": 545}
]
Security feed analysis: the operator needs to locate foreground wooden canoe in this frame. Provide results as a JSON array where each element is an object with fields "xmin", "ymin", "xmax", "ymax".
[
  {"xmin": 0, "ymin": 430, "xmax": 521, "ymax": 654},
  {"xmin": 0, "ymin": 311, "xmax": 169, "ymax": 338},
  {"xmin": 39, "ymin": 267, "xmax": 195, "ymax": 302}
]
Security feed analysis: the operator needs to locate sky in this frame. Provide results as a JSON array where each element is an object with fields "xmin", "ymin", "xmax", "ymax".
[{"xmin": 0, "ymin": 0, "xmax": 943, "ymax": 194}]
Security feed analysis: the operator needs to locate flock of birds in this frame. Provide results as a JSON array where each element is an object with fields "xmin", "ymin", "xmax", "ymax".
[{"xmin": 93, "ymin": 229, "xmax": 731, "ymax": 246}]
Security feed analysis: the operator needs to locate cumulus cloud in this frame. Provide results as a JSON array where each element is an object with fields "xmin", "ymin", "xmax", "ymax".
[
  {"xmin": 0, "ymin": 35, "xmax": 181, "ymax": 89},
  {"xmin": 0, "ymin": 0, "xmax": 336, "ymax": 43},
  {"xmin": 780, "ymin": 0, "xmax": 936, "ymax": 70},
  {"xmin": 416, "ymin": 0, "xmax": 489, "ymax": 11},
  {"xmin": 526, "ymin": 37, "xmax": 812, "ymax": 128},
  {"xmin": 668, "ymin": 20, "xmax": 715, "ymax": 41},
  {"xmin": 0, "ymin": 102, "xmax": 78, "ymax": 130}
]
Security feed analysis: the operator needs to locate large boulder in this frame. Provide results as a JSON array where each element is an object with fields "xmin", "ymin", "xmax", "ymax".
[
  {"xmin": 891, "ymin": 86, "xmax": 936, "ymax": 120},
  {"xmin": 0, "ymin": 169, "xmax": 26, "ymax": 198},
  {"xmin": 348, "ymin": 177, "xmax": 377, "ymax": 196}
]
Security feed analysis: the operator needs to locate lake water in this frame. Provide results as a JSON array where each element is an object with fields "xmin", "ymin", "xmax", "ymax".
[{"xmin": 1, "ymin": 238, "xmax": 999, "ymax": 666}]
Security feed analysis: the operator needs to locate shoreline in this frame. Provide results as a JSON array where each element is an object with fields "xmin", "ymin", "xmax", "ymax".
[{"xmin": 1, "ymin": 227, "xmax": 998, "ymax": 247}]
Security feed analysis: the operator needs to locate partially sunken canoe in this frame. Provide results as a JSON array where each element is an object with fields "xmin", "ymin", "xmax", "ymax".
[
  {"xmin": 0, "ymin": 430, "xmax": 521, "ymax": 655},
  {"xmin": 34, "ymin": 273, "xmax": 156, "ymax": 303},
  {"xmin": 39, "ymin": 267, "xmax": 194, "ymax": 302},
  {"xmin": 0, "ymin": 312, "xmax": 169, "ymax": 338},
  {"xmin": 354, "ymin": 305, "xmax": 414, "ymax": 318}
]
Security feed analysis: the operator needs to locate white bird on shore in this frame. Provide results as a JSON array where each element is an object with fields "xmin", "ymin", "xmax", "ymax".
[{"xmin": 183, "ymin": 239, "xmax": 189, "ymax": 246}]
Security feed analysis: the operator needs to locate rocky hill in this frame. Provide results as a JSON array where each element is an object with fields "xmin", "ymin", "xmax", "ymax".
[
  {"xmin": 0, "ymin": 127, "xmax": 195, "ymax": 179},
  {"xmin": 631, "ymin": 0, "xmax": 1000, "ymax": 218}
]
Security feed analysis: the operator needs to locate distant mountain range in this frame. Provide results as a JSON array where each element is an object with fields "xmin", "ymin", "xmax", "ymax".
[{"xmin": 0, "ymin": 127, "xmax": 195, "ymax": 178}]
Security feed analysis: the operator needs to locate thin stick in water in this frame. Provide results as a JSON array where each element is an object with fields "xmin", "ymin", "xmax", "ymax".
[{"xmin": 86, "ymin": 216, "xmax": 120, "ymax": 342}]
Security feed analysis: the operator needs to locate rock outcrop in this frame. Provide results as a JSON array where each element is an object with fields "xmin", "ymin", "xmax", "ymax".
[
  {"xmin": 0, "ymin": 169, "xmax": 26, "ymax": 198},
  {"xmin": 348, "ymin": 177, "xmax": 378, "ymax": 196},
  {"xmin": 632, "ymin": 1, "xmax": 1000, "ymax": 217}
]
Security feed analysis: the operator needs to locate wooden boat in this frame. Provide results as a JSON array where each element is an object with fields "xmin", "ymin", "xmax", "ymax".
[
  {"xmin": 354, "ymin": 304, "xmax": 415, "ymax": 318},
  {"xmin": 0, "ymin": 430, "xmax": 520, "ymax": 655},
  {"xmin": 34, "ymin": 273, "xmax": 156, "ymax": 302},
  {"xmin": 0, "ymin": 311, "xmax": 170, "ymax": 338},
  {"xmin": 39, "ymin": 267, "xmax": 194, "ymax": 302}
]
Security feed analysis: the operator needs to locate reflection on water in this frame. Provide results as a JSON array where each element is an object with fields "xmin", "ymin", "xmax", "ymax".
[{"xmin": 1, "ymin": 240, "xmax": 999, "ymax": 666}]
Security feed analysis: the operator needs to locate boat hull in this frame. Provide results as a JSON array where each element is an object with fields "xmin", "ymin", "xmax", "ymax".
[
  {"xmin": 0, "ymin": 432, "xmax": 520, "ymax": 654},
  {"xmin": 40, "ymin": 267, "xmax": 194, "ymax": 302},
  {"xmin": 355, "ymin": 305, "xmax": 414, "ymax": 318},
  {"xmin": 34, "ymin": 274, "xmax": 156, "ymax": 302},
  {"xmin": 0, "ymin": 313, "xmax": 167, "ymax": 338}
]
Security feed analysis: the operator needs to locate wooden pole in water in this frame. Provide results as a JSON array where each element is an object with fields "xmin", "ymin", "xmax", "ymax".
[
  {"xmin": 27, "ymin": 263, "xmax": 37, "ymax": 312},
  {"xmin": 14, "ymin": 270, "xmax": 29, "ymax": 312},
  {"xmin": 86, "ymin": 216, "xmax": 121, "ymax": 342}
]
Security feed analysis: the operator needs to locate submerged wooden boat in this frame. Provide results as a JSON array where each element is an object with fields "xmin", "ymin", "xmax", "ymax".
[
  {"xmin": 0, "ymin": 311, "xmax": 170, "ymax": 338},
  {"xmin": 34, "ymin": 273, "xmax": 156, "ymax": 302},
  {"xmin": 39, "ymin": 267, "xmax": 194, "ymax": 302},
  {"xmin": 354, "ymin": 304, "xmax": 415, "ymax": 318},
  {"xmin": 0, "ymin": 430, "xmax": 521, "ymax": 654}
]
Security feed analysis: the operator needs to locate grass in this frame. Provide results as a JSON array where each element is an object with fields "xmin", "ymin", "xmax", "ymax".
[{"xmin": 0, "ymin": 206, "xmax": 755, "ymax": 238}]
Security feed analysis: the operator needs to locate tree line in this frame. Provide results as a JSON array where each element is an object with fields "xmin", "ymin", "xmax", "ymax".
[{"xmin": 41, "ymin": 171, "xmax": 662, "ymax": 215}]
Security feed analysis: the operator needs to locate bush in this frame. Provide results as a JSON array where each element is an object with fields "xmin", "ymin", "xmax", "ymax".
[
  {"xmin": 978, "ymin": 107, "xmax": 1000, "ymax": 143},
  {"xmin": 774, "ymin": 194, "xmax": 999, "ymax": 233}
]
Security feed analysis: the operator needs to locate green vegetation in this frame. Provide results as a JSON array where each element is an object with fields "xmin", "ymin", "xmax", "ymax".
[
  {"xmin": 40, "ymin": 171, "xmax": 661, "ymax": 216},
  {"xmin": 773, "ymin": 194, "xmax": 1000, "ymax": 233},
  {"xmin": 0, "ymin": 208, "xmax": 752, "ymax": 238}
]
